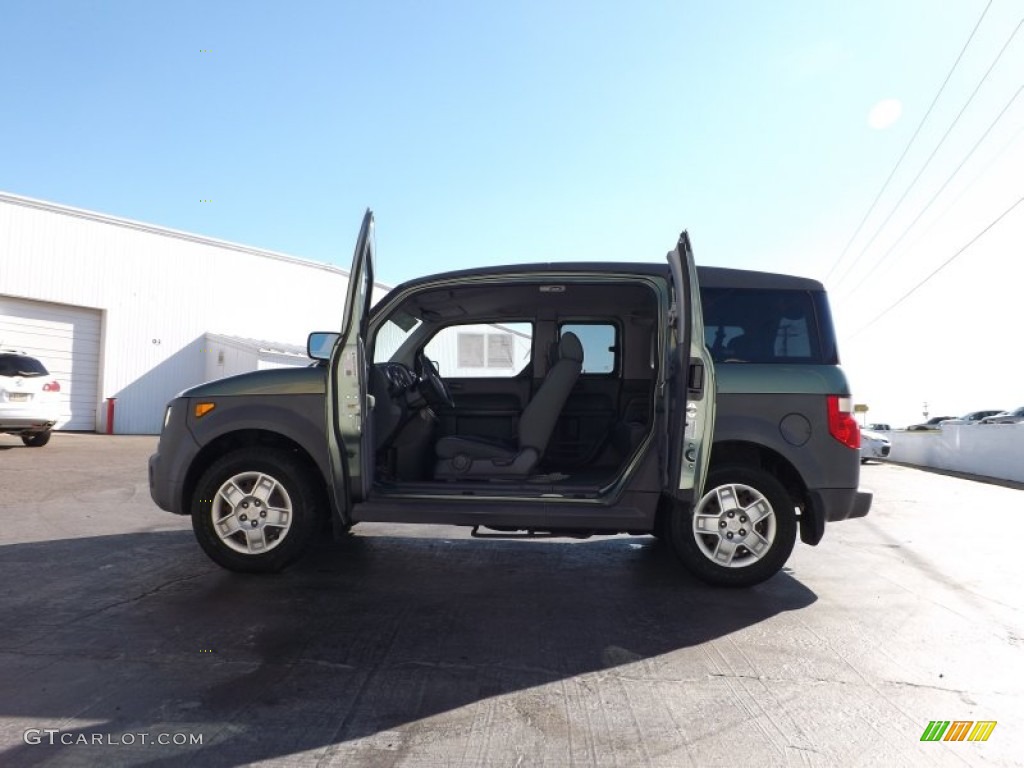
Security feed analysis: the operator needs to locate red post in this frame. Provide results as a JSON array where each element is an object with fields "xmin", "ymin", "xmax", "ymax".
[{"xmin": 105, "ymin": 397, "xmax": 116, "ymax": 435}]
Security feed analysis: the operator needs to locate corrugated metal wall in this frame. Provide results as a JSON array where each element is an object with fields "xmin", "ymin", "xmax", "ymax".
[
  {"xmin": 202, "ymin": 337, "xmax": 260, "ymax": 381},
  {"xmin": 0, "ymin": 192, "xmax": 351, "ymax": 433},
  {"xmin": 202, "ymin": 334, "xmax": 309, "ymax": 378}
]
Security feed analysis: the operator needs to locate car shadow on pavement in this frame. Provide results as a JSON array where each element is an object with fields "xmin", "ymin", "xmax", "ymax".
[{"xmin": 0, "ymin": 528, "xmax": 816, "ymax": 766}]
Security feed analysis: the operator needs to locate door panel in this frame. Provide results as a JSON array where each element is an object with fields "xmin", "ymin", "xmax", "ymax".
[
  {"xmin": 546, "ymin": 378, "xmax": 620, "ymax": 468},
  {"xmin": 619, "ymin": 379, "xmax": 653, "ymax": 425},
  {"xmin": 327, "ymin": 210, "xmax": 375, "ymax": 522},
  {"xmin": 666, "ymin": 231, "xmax": 716, "ymax": 500}
]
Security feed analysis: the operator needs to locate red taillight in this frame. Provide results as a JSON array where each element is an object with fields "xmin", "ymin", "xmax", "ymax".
[
  {"xmin": 827, "ymin": 395, "xmax": 860, "ymax": 449},
  {"xmin": 43, "ymin": 381, "xmax": 61, "ymax": 392}
]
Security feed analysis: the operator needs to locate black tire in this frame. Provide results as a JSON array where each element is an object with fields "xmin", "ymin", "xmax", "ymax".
[
  {"xmin": 190, "ymin": 447, "xmax": 324, "ymax": 573},
  {"xmin": 21, "ymin": 430, "xmax": 51, "ymax": 447},
  {"xmin": 665, "ymin": 465, "xmax": 797, "ymax": 587}
]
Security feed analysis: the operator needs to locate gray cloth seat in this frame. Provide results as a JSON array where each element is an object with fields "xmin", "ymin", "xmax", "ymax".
[{"xmin": 435, "ymin": 332, "xmax": 584, "ymax": 478}]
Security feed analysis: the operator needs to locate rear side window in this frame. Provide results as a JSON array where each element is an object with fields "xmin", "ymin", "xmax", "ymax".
[
  {"xmin": 560, "ymin": 323, "xmax": 617, "ymax": 374},
  {"xmin": 700, "ymin": 288, "xmax": 827, "ymax": 364},
  {"xmin": 0, "ymin": 354, "xmax": 48, "ymax": 377}
]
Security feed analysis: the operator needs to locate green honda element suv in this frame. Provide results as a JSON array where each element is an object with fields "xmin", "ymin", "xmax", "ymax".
[{"xmin": 149, "ymin": 211, "xmax": 870, "ymax": 587}]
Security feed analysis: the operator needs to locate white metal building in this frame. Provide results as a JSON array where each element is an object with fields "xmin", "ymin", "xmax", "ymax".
[
  {"xmin": 201, "ymin": 334, "xmax": 311, "ymax": 379},
  {"xmin": 1, "ymin": 191, "xmax": 351, "ymax": 434}
]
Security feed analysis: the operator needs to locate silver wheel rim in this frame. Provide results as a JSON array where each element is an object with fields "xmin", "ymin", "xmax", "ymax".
[
  {"xmin": 692, "ymin": 482, "xmax": 777, "ymax": 568},
  {"xmin": 210, "ymin": 471, "xmax": 293, "ymax": 555}
]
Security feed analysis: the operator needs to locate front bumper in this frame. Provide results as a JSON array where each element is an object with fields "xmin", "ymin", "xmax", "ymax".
[
  {"xmin": 862, "ymin": 443, "xmax": 891, "ymax": 459},
  {"xmin": 148, "ymin": 452, "xmax": 174, "ymax": 512},
  {"xmin": 148, "ymin": 401, "xmax": 201, "ymax": 515}
]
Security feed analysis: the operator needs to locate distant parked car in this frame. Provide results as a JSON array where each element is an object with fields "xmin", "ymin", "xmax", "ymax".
[
  {"xmin": 866, "ymin": 423, "xmax": 891, "ymax": 432},
  {"xmin": 940, "ymin": 410, "xmax": 1005, "ymax": 426},
  {"xmin": 0, "ymin": 350, "xmax": 61, "ymax": 446},
  {"xmin": 979, "ymin": 407, "xmax": 1024, "ymax": 425},
  {"xmin": 906, "ymin": 416, "xmax": 955, "ymax": 431},
  {"xmin": 860, "ymin": 429, "xmax": 891, "ymax": 463}
]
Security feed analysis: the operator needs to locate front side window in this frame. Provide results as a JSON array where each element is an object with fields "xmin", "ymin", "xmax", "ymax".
[{"xmin": 425, "ymin": 322, "xmax": 532, "ymax": 378}]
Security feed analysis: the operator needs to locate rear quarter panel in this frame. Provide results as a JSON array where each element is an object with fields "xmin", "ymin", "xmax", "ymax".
[{"xmin": 713, "ymin": 364, "xmax": 860, "ymax": 492}]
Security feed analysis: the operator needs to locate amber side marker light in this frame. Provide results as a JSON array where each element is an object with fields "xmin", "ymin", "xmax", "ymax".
[{"xmin": 194, "ymin": 402, "xmax": 216, "ymax": 418}]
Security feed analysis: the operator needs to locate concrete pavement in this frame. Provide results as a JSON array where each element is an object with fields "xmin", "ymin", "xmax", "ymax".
[{"xmin": 0, "ymin": 435, "xmax": 1020, "ymax": 766}]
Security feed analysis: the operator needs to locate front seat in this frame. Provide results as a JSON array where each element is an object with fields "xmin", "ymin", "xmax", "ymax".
[{"xmin": 434, "ymin": 332, "xmax": 584, "ymax": 478}]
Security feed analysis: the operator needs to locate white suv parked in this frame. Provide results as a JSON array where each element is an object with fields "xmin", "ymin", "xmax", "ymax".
[{"xmin": 0, "ymin": 350, "xmax": 61, "ymax": 446}]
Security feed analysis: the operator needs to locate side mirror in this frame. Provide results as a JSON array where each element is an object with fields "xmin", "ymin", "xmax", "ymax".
[{"xmin": 307, "ymin": 331, "xmax": 340, "ymax": 361}]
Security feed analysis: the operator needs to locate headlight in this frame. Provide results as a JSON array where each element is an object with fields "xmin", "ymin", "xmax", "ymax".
[{"xmin": 163, "ymin": 406, "xmax": 173, "ymax": 429}]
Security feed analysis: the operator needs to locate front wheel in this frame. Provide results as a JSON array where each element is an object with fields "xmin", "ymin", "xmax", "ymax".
[
  {"xmin": 665, "ymin": 465, "xmax": 797, "ymax": 587},
  {"xmin": 190, "ymin": 447, "xmax": 323, "ymax": 573}
]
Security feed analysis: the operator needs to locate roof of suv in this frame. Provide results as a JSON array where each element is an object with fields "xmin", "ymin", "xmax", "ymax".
[
  {"xmin": 385, "ymin": 263, "xmax": 825, "ymax": 294},
  {"xmin": 697, "ymin": 266, "xmax": 824, "ymax": 291}
]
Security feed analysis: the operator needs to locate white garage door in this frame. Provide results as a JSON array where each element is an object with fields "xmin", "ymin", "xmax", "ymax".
[{"xmin": 0, "ymin": 296, "xmax": 102, "ymax": 431}]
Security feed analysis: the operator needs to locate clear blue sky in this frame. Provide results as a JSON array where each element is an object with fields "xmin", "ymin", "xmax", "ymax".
[{"xmin": 3, "ymin": 1, "xmax": 1022, "ymax": 425}]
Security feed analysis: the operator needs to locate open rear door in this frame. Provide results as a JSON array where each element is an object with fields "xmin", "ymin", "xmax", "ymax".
[
  {"xmin": 665, "ymin": 231, "xmax": 716, "ymax": 502},
  {"xmin": 326, "ymin": 209, "xmax": 376, "ymax": 523}
]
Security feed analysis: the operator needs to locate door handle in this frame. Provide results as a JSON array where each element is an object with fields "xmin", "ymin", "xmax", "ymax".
[{"xmin": 688, "ymin": 361, "xmax": 704, "ymax": 390}]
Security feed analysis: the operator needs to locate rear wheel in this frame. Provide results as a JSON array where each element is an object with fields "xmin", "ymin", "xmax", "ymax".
[
  {"xmin": 665, "ymin": 465, "xmax": 797, "ymax": 587},
  {"xmin": 21, "ymin": 430, "xmax": 51, "ymax": 447},
  {"xmin": 190, "ymin": 447, "xmax": 323, "ymax": 573}
]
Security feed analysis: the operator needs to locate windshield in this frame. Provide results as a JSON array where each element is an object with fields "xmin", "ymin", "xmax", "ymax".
[
  {"xmin": 373, "ymin": 311, "xmax": 423, "ymax": 363},
  {"xmin": 0, "ymin": 354, "xmax": 49, "ymax": 377}
]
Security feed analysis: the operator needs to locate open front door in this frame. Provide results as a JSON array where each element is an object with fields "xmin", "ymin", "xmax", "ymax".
[
  {"xmin": 327, "ymin": 210, "xmax": 375, "ymax": 523},
  {"xmin": 665, "ymin": 231, "xmax": 716, "ymax": 502}
]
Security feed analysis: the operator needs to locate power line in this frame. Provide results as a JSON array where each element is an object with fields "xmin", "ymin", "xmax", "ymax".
[
  {"xmin": 823, "ymin": 0, "xmax": 994, "ymax": 284},
  {"xmin": 832, "ymin": 9, "xmax": 1024, "ymax": 292},
  {"xmin": 841, "ymin": 80, "xmax": 1024, "ymax": 300},
  {"xmin": 849, "ymin": 192, "xmax": 1024, "ymax": 339}
]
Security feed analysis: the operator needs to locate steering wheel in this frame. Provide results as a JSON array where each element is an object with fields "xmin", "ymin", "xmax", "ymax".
[{"xmin": 415, "ymin": 351, "xmax": 455, "ymax": 409}]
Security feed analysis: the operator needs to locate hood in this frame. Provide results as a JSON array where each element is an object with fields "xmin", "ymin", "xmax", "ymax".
[{"xmin": 181, "ymin": 365, "xmax": 326, "ymax": 398}]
